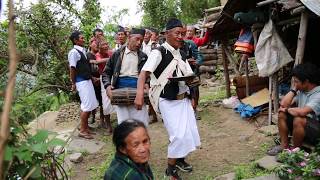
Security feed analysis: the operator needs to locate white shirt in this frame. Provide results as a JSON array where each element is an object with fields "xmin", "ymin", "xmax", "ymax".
[
  {"xmin": 142, "ymin": 41, "xmax": 152, "ymax": 56},
  {"xmin": 68, "ymin": 45, "xmax": 87, "ymax": 67},
  {"xmin": 142, "ymin": 42, "xmax": 191, "ymax": 94},
  {"xmin": 119, "ymin": 47, "xmax": 139, "ymax": 77}
]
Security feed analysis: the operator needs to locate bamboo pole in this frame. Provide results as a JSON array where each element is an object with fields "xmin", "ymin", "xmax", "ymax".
[
  {"xmin": 268, "ymin": 76, "xmax": 273, "ymax": 125},
  {"xmin": 273, "ymin": 73, "xmax": 279, "ymax": 113},
  {"xmin": 221, "ymin": 43, "xmax": 231, "ymax": 98},
  {"xmin": 0, "ymin": 0, "xmax": 18, "ymax": 178},
  {"xmin": 294, "ymin": 11, "xmax": 308, "ymax": 66}
]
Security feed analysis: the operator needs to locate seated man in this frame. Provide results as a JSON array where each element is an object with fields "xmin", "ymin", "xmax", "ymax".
[
  {"xmin": 268, "ymin": 63, "xmax": 320, "ymax": 155},
  {"xmin": 104, "ymin": 120, "xmax": 153, "ymax": 180}
]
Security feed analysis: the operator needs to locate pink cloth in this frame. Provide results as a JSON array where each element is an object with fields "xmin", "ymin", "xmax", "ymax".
[{"xmin": 95, "ymin": 50, "xmax": 113, "ymax": 74}]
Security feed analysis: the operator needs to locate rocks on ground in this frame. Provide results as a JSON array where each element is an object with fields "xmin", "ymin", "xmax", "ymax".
[
  {"xmin": 69, "ymin": 152, "xmax": 83, "ymax": 163},
  {"xmin": 258, "ymin": 125, "xmax": 278, "ymax": 136},
  {"xmin": 256, "ymin": 155, "xmax": 281, "ymax": 171},
  {"xmin": 213, "ymin": 172, "xmax": 235, "ymax": 180}
]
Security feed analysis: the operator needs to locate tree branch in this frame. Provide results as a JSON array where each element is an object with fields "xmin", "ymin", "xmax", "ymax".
[
  {"xmin": 26, "ymin": 84, "xmax": 69, "ymax": 96},
  {"xmin": 0, "ymin": 0, "xmax": 18, "ymax": 177}
]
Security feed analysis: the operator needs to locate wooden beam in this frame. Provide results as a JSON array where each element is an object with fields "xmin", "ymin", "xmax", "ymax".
[
  {"xmin": 268, "ymin": 76, "xmax": 273, "ymax": 125},
  {"xmin": 222, "ymin": 47, "xmax": 241, "ymax": 76},
  {"xmin": 257, "ymin": 0, "xmax": 280, "ymax": 7},
  {"xmin": 291, "ymin": 6, "xmax": 305, "ymax": 15},
  {"xmin": 204, "ymin": 6, "xmax": 223, "ymax": 13},
  {"xmin": 273, "ymin": 73, "xmax": 279, "ymax": 113},
  {"xmin": 221, "ymin": 43, "xmax": 231, "ymax": 98},
  {"xmin": 294, "ymin": 11, "xmax": 309, "ymax": 66},
  {"xmin": 244, "ymin": 55, "xmax": 250, "ymax": 97}
]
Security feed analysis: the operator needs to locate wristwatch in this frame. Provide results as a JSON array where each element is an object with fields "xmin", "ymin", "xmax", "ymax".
[{"xmin": 290, "ymin": 89, "xmax": 297, "ymax": 96}]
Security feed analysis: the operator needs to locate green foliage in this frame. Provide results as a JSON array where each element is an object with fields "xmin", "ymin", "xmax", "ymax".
[
  {"xmin": 234, "ymin": 162, "xmax": 271, "ymax": 179},
  {"xmin": 275, "ymin": 147, "xmax": 320, "ymax": 179},
  {"xmin": 139, "ymin": 0, "xmax": 220, "ymax": 29},
  {"xmin": 4, "ymin": 129, "xmax": 65, "ymax": 179}
]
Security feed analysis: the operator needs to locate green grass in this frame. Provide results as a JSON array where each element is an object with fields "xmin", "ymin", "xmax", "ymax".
[
  {"xmin": 234, "ymin": 162, "xmax": 271, "ymax": 180},
  {"xmin": 199, "ymin": 86, "xmax": 236, "ymax": 105}
]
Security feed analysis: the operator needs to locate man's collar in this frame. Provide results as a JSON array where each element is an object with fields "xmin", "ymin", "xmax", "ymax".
[
  {"xmin": 125, "ymin": 47, "xmax": 138, "ymax": 55},
  {"xmin": 74, "ymin": 45, "xmax": 85, "ymax": 52},
  {"xmin": 306, "ymin": 86, "xmax": 320, "ymax": 94},
  {"xmin": 163, "ymin": 42, "xmax": 179, "ymax": 52}
]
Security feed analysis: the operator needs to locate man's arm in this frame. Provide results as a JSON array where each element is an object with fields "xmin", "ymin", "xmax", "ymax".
[
  {"xmin": 135, "ymin": 71, "xmax": 151, "ymax": 110},
  {"xmin": 280, "ymin": 90, "xmax": 296, "ymax": 108},
  {"xmin": 193, "ymin": 31, "xmax": 210, "ymax": 47},
  {"xmin": 69, "ymin": 67, "xmax": 77, "ymax": 91},
  {"xmin": 286, "ymin": 107, "xmax": 313, "ymax": 117}
]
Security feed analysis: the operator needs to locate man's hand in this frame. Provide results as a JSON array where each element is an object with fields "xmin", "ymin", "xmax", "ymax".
[
  {"xmin": 278, "ymin": 106, "xmax": 287, "ymax": 113},
  {"xmin": 187, "ymin": 58, "xmax": 196, "ymax": 65},
  {"xmin": 71, "ymin": 83, "xmax": 76, "ymax": 92},
  {"xmin": 92, "ymin": 77, "xmax": 100, "ymax": 86},
  {"xmin": 106, "ymin": 86, "xmax": 114, "ymax": 98},
  {"xmin": 191, "ymin": 98, "xmax": 196, "ymax": 109},
  {"xmin": 90, "ymin": 60, "xmax": 97, "ymax": 64},
  {"xmin": 134, "ymin": 92, "xmax": 144, "ymax": 110}
]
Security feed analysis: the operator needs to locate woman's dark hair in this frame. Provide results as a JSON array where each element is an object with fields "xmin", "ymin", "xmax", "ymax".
[
  {"xmin": 292, "ymin": 63, "xmax": 320, "ymax": 85},
  {"xmin": 69, "ymin": 31, "xmax": 82, "ymax": 45},
  {"xmin": 113, "ymin": 120, "xmax": 147, "ymax": 152}
]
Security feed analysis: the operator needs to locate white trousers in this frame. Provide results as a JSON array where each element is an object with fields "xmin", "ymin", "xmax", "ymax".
[
  {"xmin": 115, "ymin": 105, "xmax": 149, "ymax": 127},
  {"xmin": 159, "ymin": 97, "xmax": 201, "ymax": 158},
  {"xmin": 76, "ymin": 80, "xmax": 98, "ymax": 112},
  {"xmin": 100, "ymin": 77, "xmax": 114, "ymax": 115}
]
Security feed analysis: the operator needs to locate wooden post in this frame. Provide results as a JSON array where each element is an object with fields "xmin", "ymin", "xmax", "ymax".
[
  {"xmin": 273, "ymin": 73, "xmax": 279, "ymax": 113},
  {"xmin": 294, "ymin": 11, "xmax": 308, "ymax": 66},
  {"xmin": 221, "ymin": 43, "xmax": 231, "ymax": 98},
  {"xmin": 268, "ymin": 76, "xmax": 273, "ymax": 125},
  {"xmin": 242, "ymin": 54, "xmax": 250, "ymax": 97}
]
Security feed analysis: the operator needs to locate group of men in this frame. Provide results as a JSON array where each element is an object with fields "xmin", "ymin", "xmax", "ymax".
[{"xmin": 68, "ymin": 18, "xmax": 210, "ymax": 179}]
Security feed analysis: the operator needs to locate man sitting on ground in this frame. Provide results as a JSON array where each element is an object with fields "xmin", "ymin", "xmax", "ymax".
[{"xmin": 267, "ymin": 63, "xmax": 320, "ymax": 155}]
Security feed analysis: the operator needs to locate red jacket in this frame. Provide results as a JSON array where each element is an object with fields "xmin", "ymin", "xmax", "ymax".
[{"xmin": 187, "ymin": 31, "xmax": 210, "ymax": 47}]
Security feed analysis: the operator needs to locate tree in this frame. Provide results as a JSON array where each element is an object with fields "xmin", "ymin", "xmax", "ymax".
[{"xmin": 138, "ymin": 0, "xmax": 220, "ymax": 29}]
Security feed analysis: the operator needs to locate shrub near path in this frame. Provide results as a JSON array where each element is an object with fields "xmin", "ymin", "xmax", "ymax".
[{"xmin": 70, "ymin": 87, "xmax": 273, "ymax": 179}]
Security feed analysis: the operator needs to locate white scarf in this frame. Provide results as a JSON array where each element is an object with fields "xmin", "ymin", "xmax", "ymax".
[{"xmin": 149, "ymin": 43, "xmax": 193, "ymax": 115}]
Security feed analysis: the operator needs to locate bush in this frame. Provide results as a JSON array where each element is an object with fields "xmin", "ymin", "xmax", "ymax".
[{"xmin": 275, "ymin": 147, "xmax": 320, "ymax": 179}]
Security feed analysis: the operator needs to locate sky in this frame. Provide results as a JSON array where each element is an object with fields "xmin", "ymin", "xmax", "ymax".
[{"xmin": 0, "ymin": 0, "xmax": 143, "ymax": 26}]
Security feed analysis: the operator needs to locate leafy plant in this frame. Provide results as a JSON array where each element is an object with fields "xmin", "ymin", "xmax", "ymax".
[
  {"xmin": 4, "ymin": 129, "xmax": 66, "ymax": 179},
  {"xmin": 275, "ymin": 147, "xmax": 320, "ymax": 179}
]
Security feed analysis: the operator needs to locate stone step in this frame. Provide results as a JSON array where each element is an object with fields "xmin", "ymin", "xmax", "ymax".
[
  {"xmin": 256, "ymin": 155, "xmax": 281, "ymax": 171},
  {"xmin": 244, "ymin": 173, "xmax": 280, "ymax": 180}
]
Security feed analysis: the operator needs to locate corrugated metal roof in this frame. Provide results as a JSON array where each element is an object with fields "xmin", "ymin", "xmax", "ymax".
[{"xmin": 300, "ymin": 0, "xmax": 320, "ymax": 16}]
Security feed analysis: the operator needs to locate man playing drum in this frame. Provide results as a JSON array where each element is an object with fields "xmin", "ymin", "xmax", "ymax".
[{"xmin": 102, "ymin": 28, "xmax": 149, "ymax": 126}]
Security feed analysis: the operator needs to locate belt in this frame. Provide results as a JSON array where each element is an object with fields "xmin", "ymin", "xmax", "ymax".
[{"xmin": 176, "ymin": 92, "xmax": 189, "ymax": 100}]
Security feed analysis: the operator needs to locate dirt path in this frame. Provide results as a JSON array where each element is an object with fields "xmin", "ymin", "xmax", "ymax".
[{"xmin": 69, "ymin": 88, "xmax": 273, "ymax": 180}]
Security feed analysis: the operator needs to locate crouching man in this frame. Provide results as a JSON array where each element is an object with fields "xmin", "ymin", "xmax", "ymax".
[{"xmin": 268, "ymin": 63, "xmax": 320, "ymax": 155}]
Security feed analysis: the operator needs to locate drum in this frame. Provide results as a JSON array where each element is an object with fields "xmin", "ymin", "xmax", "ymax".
[{"xmin": 110, "ymin": 88, "xmax": 149, "ymax": 105}]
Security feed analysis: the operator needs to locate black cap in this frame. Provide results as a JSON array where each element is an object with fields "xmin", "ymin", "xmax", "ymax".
[
  {"xmin": 130, "ymin": 28, "xmax": 146, "ymax": 36},
  {"xmin": 166, "ymin": 18, "xmax": 183, "ymax": 30},
  {"xmin": 117, "ymin": 25, "xmax": 125, "ymax": 33}
]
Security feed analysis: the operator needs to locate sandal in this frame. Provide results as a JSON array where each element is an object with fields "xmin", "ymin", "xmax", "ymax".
[
  {"xmin": 78, "ymin": 132, "xmax": 94, "ymax": 139},
  {"xmin": 267, "ymin": 145, "xmax": 283, "ymax": 156}
]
